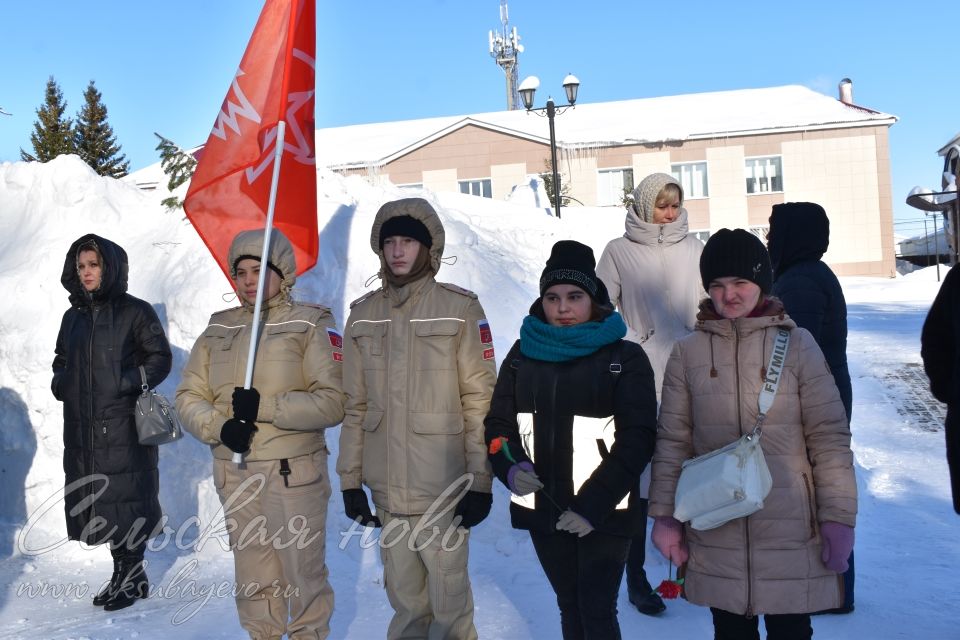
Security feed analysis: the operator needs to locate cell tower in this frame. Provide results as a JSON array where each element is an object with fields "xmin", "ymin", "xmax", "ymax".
[{"xmin": 488, "ymin": 0, "xmax": 523, "ymax": 111}]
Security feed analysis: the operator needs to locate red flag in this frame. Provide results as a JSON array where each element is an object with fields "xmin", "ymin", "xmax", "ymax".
[{"xmin": 184, "ymin": 0, "xmax": 317, "ymax": 282}]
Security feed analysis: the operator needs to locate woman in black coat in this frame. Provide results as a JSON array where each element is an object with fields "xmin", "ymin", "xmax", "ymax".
[
  {"xmin": 52, "ymin": 234, "xmax": 172, "ymax": 611},
  {"xmin": 484, "ymin": 241, "xmax": 658, "ymax": 640}
]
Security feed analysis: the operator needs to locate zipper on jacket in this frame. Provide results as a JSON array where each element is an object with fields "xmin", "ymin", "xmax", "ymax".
[
  {"xmin": 801, "ymin": 472, "xmax": 817, "ymax": 539},
  {"xmin": 656, "ymin": 237, "xmax": 678, "ymax": 332},
  {"xmin": 734, "ymin": 319, "xmax": 754, "ymax": 617},
  {"xmin": 546, "ymin": 368, "xmax": 561, "ymax": 517},
  {"xmin": 85, "ymin": 309, "xmax": 98, "ymax": 522},
  {"xmin": 87, "ymin": 312, "xmax": 96, "ymax": 444}
]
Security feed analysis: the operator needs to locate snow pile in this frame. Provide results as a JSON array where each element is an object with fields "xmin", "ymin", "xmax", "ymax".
[{"xmin": 1, "ymin": 156, "xmax": 957, "ymax": 639}]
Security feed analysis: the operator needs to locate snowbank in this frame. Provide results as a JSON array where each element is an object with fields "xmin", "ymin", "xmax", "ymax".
[{"xmin": 2, "ymin": 157, "xmax": 957, "ymax": 639}]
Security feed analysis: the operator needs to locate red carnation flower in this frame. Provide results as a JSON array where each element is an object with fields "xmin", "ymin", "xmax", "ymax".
[{"xmin": 655, "ymin": 578, "xmax": 684, "ymax": 599}]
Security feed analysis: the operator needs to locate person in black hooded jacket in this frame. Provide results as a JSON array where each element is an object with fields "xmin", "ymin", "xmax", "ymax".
[
  {"xmin": 484, "ymin": 240, "xmax": 658, "ymax": 640},
  {"xmin": 52, "ymin": 234, "xmax": 172, "ymax": 612},
  {"xmin": 767, "ymin": 202, "xmax": 852, "ymax": 417},
  {"xmin": 767, "ymin": 202, "xmax": 855, "ymax": 614},
  {"xmin": 920, "ymin": 263, "xmax": 960, "ymax": 515}
]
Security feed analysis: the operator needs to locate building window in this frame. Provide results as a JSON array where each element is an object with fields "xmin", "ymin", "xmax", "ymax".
[
  {"xmin": 597, "ymin": 168, "xmax": 634, "ymax": 206},
  {"xmin": 944, "ymin": 146, "xmax": 959, "ymax": 188},
  {"xmin": 459, "ymin": 179, "xmax": 492, "ymax": 198},
  {"xmin": 671, "ymin": 162, "xmax": 709, "ymax": 199},
  {"xmin": 748, "ymin": 225, "xmax": 769, "ymax": 242},
  {"xmin": 398, "ymin": 183, "xmax": 423, "ymax": 191},
  {"xmin": 745, "ymin": 156, "xmax": 783, "ymax": 194}
]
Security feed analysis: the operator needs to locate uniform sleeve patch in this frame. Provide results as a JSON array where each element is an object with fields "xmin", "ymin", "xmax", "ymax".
[
  {"xmin": 333, "ymin": 351, "xmax": 343, "ymax": 362},
  {"xmin": 478, "ymin": 319, "xmax": 493, "ymax": 345},
  {"xmin": 483, "ymin": 347, "xmax": 495, "ymax": 360},
  {"xmin": 326, "ymin": 327, "xmax": 343, "ymax": 349}
]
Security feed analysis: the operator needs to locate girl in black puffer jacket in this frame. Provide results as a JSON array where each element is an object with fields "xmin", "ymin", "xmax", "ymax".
[
  {"xmin": 52, "ymin": 234, "xmax": 172, "ymax": 612},
  {"xmin": 484, "ymin": 240, "xmax": 658, "ymax": 640}
]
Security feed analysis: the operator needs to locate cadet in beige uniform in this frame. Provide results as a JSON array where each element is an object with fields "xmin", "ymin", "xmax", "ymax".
[
  {"xmin": 337, "ymin": 198, "xmax": 496, "ymax": 640},
  {"xmin": 177, "ymin": 229, "xmax": 344, "ymax": 640}
]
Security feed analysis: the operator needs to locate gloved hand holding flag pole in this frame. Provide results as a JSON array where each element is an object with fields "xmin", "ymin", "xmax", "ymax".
[{"xmin": 183, "ymin": 0, "xmax": 319, "ymax": 464}]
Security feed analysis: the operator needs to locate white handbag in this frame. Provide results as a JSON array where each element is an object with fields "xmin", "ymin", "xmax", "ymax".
[{"xmin": 673, "ymin": 329, "xmax": 789, "ymax": 531}]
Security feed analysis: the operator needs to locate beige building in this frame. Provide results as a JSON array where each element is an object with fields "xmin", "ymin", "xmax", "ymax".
[{"xmin": 318, "ymin": 82, "xmax": 897, "ymax": 277}]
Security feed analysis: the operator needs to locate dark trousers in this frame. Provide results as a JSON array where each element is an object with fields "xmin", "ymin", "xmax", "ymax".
[
  {"xmin": 530, "ymin": 529, "xmax": 630, "ymax": 640},
  {"xmin": 108, "ymin": 540, "xmax": 145, "ymax": 560},
  {"xmin": 625, "ymin": 498, "xmax": 649, "ymax": 588},
  {"xmin": 842, "ymin": 548, "xmax": 855, "ymax": 608},
  {"xmin": 711, "ymin": 608, "xmax": 812, "ymax": 640}
]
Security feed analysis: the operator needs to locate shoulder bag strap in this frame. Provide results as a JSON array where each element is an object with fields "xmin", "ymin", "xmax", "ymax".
[
  {"xmin": 609, "ymin": 340, "xmax": 622, "ymax": 374},
  {"xmin": 752, "ymin": 328, "xmax": 791, "ymax": 437},
  {"xmin": 138, "ymin": 365, "xmax": 150, "ymax": 395}
]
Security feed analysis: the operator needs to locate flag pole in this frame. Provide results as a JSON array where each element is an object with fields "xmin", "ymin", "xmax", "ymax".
[{"xmin": 234, "ymin": 120, "xmax": 287, "ymax": 464}]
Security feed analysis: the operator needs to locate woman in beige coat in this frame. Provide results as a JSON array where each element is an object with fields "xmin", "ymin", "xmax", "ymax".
[{"xmin": 648, "ymin": 229, "xmax": 856, "ymax": 640}]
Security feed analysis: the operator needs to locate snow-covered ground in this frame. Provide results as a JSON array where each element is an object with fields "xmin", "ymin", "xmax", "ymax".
[{"xmin": 0, "ymin": 156, "xmax": 956, "ymax": 639}]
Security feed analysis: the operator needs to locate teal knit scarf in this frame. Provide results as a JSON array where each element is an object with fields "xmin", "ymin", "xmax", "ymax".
[{"xmin": 520, "ymin": 312, "xmax": 627, "ymax": 362}]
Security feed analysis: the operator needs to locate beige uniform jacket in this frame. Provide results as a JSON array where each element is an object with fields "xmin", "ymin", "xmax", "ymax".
[
  {"xmin": 176, "ymin": 296, "xmax": 345, "ymax": 461},
  {"xmin": 649, "ymin": 301, "xmax": 856, "ymax": 616},
  {"xmin": 338, "ymin": 277, "xmax": 496, "ymax": 515}
]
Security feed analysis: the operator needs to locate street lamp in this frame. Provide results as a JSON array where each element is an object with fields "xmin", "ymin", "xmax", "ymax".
[
  {"xmin": 906, "ymin": 185, "xmax": 959, "ymax": 267},
  {"xmin": 519, "ymin": 73, "xmax": 580, "ymax": 218}
]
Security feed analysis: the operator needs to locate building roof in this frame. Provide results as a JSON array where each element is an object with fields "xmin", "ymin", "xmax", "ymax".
[{"xmin": 316, "ymin": 84, "xmax": 897, "ymax": 170}]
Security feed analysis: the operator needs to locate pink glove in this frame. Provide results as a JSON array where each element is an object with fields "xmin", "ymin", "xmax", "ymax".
[
  {"xmin": 651, "ymin": 516, "xmax": 688, "ymax": 567},
  {"xmin": 820, "ymin": 521, "xmax": 854, "ymax": 572}
]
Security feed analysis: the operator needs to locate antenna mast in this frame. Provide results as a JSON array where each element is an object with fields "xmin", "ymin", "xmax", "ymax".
[{"xmin": 488, "ymin": 0, "xmax": 523, "ymax": 110}]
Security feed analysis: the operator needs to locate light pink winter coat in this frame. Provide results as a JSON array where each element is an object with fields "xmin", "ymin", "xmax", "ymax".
[{"xmin": 648, "ymin": 299, "xmax": 857, "ymax": 616}]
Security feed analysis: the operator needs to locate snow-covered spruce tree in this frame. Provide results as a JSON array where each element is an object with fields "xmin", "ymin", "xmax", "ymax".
[
  {"xmin": 20, "ymin": 76, "xmax": 76, "ymax": 162},
  {"xmin": 154, "ymin": 133, "xmax": 197, "ymax": 210},
  {"xmin": 74, "ymin": 80, "xmax": 129, "ymax": 178}
]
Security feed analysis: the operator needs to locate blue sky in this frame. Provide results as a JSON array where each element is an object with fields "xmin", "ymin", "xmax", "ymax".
[{"xmin": 0, "ymin": 1, "xmax": 954, "ymax": 235}]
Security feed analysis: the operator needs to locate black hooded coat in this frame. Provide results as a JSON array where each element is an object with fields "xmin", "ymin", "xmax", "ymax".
[
  {"xmin": 767, "ymin": 203, "xmax": 852, "ymax": 421},
  {"xmin": 921, "ymin": 264, "xmax": 960, "ymax": 514},
  {"xmin": 52, "ymin": 234, "xmax": 171, "ymax": 546}
]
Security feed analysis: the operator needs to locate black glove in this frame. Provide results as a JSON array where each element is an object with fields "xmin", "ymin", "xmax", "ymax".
[
  {"xmin": 232, "ymin": 387, "xmax": 261, "ymax": 422},
  {"xmin": 454, "ymin": 491, "xmax": 492, "ymax": 529},
  {"xmin": 342, "ymin": 488, "xmax": 381, "ymax": 527},
  {"xmin": 220, "ymin": 419, "xmax": 257, "ymax": 454}
]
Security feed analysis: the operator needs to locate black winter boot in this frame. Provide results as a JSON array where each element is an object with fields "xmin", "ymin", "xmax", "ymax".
[
  {"xmin": 628, "ymin": 573, "xmax": 666, "ymax": 616},
  {"xmin": 102, "ymin": 556, "xmax": 149, "ymax": 611},
  {"xmin": 92, "ymin": 556, "xmax": 122, "ymax": 607}
]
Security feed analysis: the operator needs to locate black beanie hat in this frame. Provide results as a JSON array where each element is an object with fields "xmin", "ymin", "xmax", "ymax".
[
  {"xmin": 232, "ymin": 254, "xmax": 284, "ymax": 280},
  {"xmin": 378, "ymin": 215, "xmax": 433, "ymax": 249},
  {"xmin": 539, "ymin": 240, "xmax": 610, "ymax": 305},
  {"xmin": 699, "ymin": 228, "xmax": 773, "ymax": 294}
]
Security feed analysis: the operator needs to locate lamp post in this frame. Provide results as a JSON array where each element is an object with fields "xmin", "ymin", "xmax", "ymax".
[
  {"xmin": 906, "ymin": 186, "xmax": 959, "ymax": 272},
  {"xmin": 519, "ymin": 74, "xmax": 579, "ymax": 218}
]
